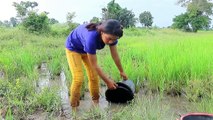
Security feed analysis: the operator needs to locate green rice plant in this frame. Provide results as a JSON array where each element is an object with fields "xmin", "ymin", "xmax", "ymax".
[
  {"xmin": 1, "ymin": 27, "xmax": 213, "ymax": 118},
  {"xmin": 138, "ymin": 30, "xmax": 213, "ymax": 95},
  {"xmin": 36, "ymin": 87, "xmax": 61, "ymax": 112},
  {"xmin": 99, "ymin": 29, "xmax": 213, "ymax": 97},
  {"xmin": 124, "ymin": 27, "xmax": 155, "ymax": 37},
  {"xmin": 194, "ymin": 98, "xmax": 213, "ymax": 113},
  {"xmin": 81, "ymin": 107, "xmax": 108, "ymax": 120},
  {"xmin": 5, "ymin": 107, "xmax": 13, "ymax": 120},
  {"xmin": 184, "ymin": 79, "xmax": 213, "ymax": 102},
  {"xmin": 47, "ymin": 49, "xmax": 65, "ymax": 76},
  {"xmin": 0, "ymin": 49, "xmax": 37, "ymax": 80},
  {"xmin": 111, "ymin": 96, "xmax": 175, "ymax": 120},
  {"xmin": 50, "ymin": 23, "xmax": 70, "ymax": 36},
  {"xmin": 0, "ymin": 78, "xmax": 37, "ymax": 118},
  {"xmin": 79, "ymin": 95, "xmax": 176, "ymax": 120}
]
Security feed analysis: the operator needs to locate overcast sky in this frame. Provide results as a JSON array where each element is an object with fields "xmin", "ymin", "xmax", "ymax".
[{"xmin": 1, "ymin": 0, "xmax": 212, "ymax": 27}]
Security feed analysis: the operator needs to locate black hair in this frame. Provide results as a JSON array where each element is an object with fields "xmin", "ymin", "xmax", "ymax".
[
  {"xmin": 85, "ymin": 19, "xmax": 123, "ymax": 38},
  {"xmin": 85, "ymin": 23, "xmax": 101, "ymax": 30}
]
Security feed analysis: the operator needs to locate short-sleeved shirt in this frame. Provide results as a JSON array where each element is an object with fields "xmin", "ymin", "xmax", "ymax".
[{"xmin": 65, "ymin": 24, "xmax": 118, "ymax": 54}]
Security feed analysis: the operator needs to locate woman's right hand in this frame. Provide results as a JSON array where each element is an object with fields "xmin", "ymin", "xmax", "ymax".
[{"xmin": 106, "ymin": 79, "xmax": 118, "ymax": 90}]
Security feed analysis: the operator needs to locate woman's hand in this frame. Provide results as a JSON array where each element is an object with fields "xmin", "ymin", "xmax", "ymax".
[
  {"xmin": 106, "ymin": 79, "xmax": 118, "ymax": 90},
  {"xmin": 120, "ymin": 72, "xmax": 128, "ymax": 80}
]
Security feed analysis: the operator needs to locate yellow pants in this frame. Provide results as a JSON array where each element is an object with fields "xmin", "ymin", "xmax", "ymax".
[{"xmin": 66, "ymin": 49, "xmax": 100, "ymax": 107}]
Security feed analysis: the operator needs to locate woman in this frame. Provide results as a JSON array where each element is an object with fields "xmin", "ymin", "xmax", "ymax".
[{"xmin": 65, "ymin": 19, "xmax": 128, "ymax": 110}]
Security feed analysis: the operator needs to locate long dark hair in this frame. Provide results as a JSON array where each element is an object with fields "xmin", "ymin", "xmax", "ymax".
[{"xmin": 86, "ymin": 19, "xmax": 123, "ymax": 38}]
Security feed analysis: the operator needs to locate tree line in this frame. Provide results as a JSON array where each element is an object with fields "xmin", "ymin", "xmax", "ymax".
[{"xmin": 0, "ymin": 0, "xmax": 212, "ymax": 33}]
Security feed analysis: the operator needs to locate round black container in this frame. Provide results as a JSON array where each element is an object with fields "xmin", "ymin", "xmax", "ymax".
[{"xmin": 105, "ymin": 82, "xmax": 134, "ymax": 103}]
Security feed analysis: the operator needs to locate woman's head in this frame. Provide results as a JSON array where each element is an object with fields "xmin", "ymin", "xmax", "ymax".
[
  {"xmin": 86, "ymin": 19, "xmax": 123, "ymax": 45},
  {"xmin": 99, "ymin": 19, "xmax": 123, "ymax": 44},
  {"xmin": 100, "ymin": 19, "xmax": 123, "ymax": 38}
]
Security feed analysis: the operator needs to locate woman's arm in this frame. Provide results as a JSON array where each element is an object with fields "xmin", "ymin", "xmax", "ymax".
[
  {"xmin": 87, "ymin": 53, "xmax": 117, "ymax": 89},
  {"xmin": 109, "ymin": 45, "xmax": 128, "ymax": 80}
]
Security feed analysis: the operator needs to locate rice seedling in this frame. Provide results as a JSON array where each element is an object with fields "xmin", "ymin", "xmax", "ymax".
[{"xmin": 1, "ymin": 27, "xmax": 213, "ymax": 119}]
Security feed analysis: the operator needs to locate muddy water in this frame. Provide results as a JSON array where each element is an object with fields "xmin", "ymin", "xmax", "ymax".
[
  {"xmin": 137, "ymin": 88, "xmax": 191, "ymax": 119},
  {"xmin": 36, "ymin": 63, "xmax": 50, "ymax": 92},
  {"xmin": 59, "ymin": 71, "xmax": 72, "ymax": 119},
  {"xmin": 77, "ymin": 86, "xmax": 126, "ymax": 113},
  {"xmin": 33, "ymin": 63, "xmax": 191, "ymax": 120},
  {"xmin": 162, "ymin": 95, "xmax": 190, "ymax": 117},
  {"xmin": 0, "ymin": 64, "xmax": 191, "ymax": 119},
  {"xmin": 72, "ymin": 87, "xmax": 191, "ymax": 120},
  {"xmin": 34, "ymin": 63, "xmax": 72, "ymax": 120},
  {"xmin": 0, "ymin": 70, "xmax": 4, "ymax": 79}
]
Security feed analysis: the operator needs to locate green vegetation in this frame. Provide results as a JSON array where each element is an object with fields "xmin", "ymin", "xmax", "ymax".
[
  {"xmin": 139, "ymin": 11, "xmax": 153, "ymax": 27},
  {"xmin": 1, "ymin": 0, "xmax": 213, "ymax": 119},
  {"xmin": 79, "ymin": 96, "xmax": 175, "ymax": 120},
  {"xmin": 0, "ymin": 27, "xmax": 213, "ymax": 119},
  {"xmin": 102, "ymin": 0, "xmax": 137, "ymax": 28},
  {"xmin": 101, "ymin": 28, "xmax": 213, "ymax": 95},
  {"xmin": 173, "ymin": 0, "xmax": 213, "ymax": 32},
  {"xmin": 0, "ymin": 28, "xmax": 65, "ymax": 119}
]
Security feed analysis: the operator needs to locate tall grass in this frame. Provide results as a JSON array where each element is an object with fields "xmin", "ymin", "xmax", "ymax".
[
  {"xmin": 0, "ymin": 28, "xmax": 64, "ymax": 118},
  {"xmin": 80, "ymin": 95, "xmax": 176, "ymax": 120},
  {"xmin": 101, "ymin": 28, "xmax": 213, "ymax": 97},
  {"xmin": 0, "ymin": 27, "xmax": 213, "ymax": 118}
]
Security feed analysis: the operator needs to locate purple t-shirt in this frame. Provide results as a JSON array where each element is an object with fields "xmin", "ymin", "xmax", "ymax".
[{"xmin": 65, "ymin": 24, "xmax": 118, "ymax": 54}]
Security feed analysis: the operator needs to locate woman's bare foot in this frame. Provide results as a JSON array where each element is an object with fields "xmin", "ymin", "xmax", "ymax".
[
  {"xmin": 72, "ymin": 107, "xmax": 78, "ymax": 111},
  {"xmin": 92, "ymin": 100, "xmax": 99, "ymax": 107}
]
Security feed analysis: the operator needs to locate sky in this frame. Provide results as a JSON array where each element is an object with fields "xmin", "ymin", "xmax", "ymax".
[{"xmin": 0, "ymin": 0, "xmax": 212, "ymax": 28}]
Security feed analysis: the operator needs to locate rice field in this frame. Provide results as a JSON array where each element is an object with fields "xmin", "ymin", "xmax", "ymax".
[{"xmin": 0, "ymin": 27, "xmax": 213, "ymax": 119}]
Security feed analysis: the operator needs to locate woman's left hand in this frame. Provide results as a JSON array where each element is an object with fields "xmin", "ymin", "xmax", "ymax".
[{"xmin": 120, "ymin": 72, "xmax": 128, "ymax": 80}]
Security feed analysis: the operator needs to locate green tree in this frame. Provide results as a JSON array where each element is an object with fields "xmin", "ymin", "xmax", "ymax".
[
  {"xmin": 66, "ymin": 12, "xmax": 79, "ymax": 32},
  {"xmin": 10, "ymin": 17, "xmax": 18, "ymax": 27},
  {"xmin": 139, "ymin": 11, "xmax": 153, "ymax": 27},
  {"xmin": 66, "ymin": 12, "xmax": 76, "ymax": 24},
  {"xmin": 172, "ymin": 12, "xmax": 211, "ymax": 32},
  {"xmin": 22, "ymin": 12, "xmax": 50, "ymax": 33},
  {"xmin": 173, "ymin": 0, "xmax": 213, "ymax": 32},
  {"xmin": 102, "ymin": 0, "xmax": 136, "ymax": 28},
  {"xmin": 102, "ymin": 0, "xmax": 122, "ymax": 20},
  {"xmin": 189, "ymin": 14, "xmax": 211, "ymax": 31},
  {"xmin": 172, "ymin": 13, "xmax": 191, "ymax": 31},
  {"xmin": 118, "ymin": 8, "xmax": 136, "ymax": 28},
  {"xmin": 177, "ymin": 0, "xmax": 213, "ymax": 15},
  {"xmin": 3, "ymin": 20, "xmax": 11, "ymax": 27},
  {"xmin": 49, "ymin": 18, "xmax": 59, "ymax": 25},
  {"xmin": 13, "ymin": 1, "xmax": 38, "ymax": 21},
  {"xmin": 13, "ymin": 1, "xmax": 52, "ymax": 33},
  {"xmin": 90, "ymin": 17, "xmax": 100, "ymax": 23}
]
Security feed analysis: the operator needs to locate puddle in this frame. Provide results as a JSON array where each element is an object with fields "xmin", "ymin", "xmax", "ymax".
[
  {"xmin": 137, "ymin": 87, "xmax": 191, "ymax": 119},
  {"xmin": 0, "ymin": 70, "xmax": 4, "ymax": 79},
  {"xmin": 77, "ymin": 86, "xmax": 108, "ymax": 112},
  {"xmin": 75, "ymin": 86, "xmax": 192, "ymax": 119},
  {"xmin": 36, "ymin": 63, "xmax": 50, "ymax": 92},
  {"xmin": 59, "ymin": 71, "xmax": 72, "ymax": 119},
  {"xmin": 78, "ymin": 86, "xmax": 127, "ymax": 112},
  {"xmin": 0, "ymin": 100, "xmax": 6, "ymax": 120},
  {"xmin": 163, "ymin": 95, "xmax": 189, "ymax": 116},
  {"xmin": 31, "ymin": 63, "xmax": 193, "ymax": 119},
  {"xmin": 29, "ymin": 63, "xmax": 71, "ymax": 120},
  {"xmin": 36, "ymin": 63, "xmax": 72, "ymax": 119},
  {"xmin": 77, "ymin": 87, "xmax": 190, "ymax": 119},
  {"xmin": 55, "ymin": 73, "xmax": 128, "ymax": 119}
]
